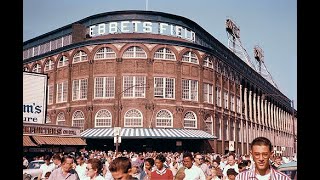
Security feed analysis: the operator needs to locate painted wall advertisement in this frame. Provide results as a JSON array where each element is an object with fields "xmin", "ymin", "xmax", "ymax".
[{"xmin": 23, "ymin": 72, "xmax": 48, "ymax": 124}]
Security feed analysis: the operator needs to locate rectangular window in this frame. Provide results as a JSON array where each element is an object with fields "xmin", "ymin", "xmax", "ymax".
[
  {"xmin": 216, "ymin": 87, "xmax": 221, "ymax": 106},
  {"xmin": 236, "ymin": 96, "xmax": 241, "ymax": 113},
  {"xmin": 94, "ymin": 77, "xmax": 115, "ymax": 98},
  {"xmin": 182, "ymin": 79, "xmax": 198, "ymax": 101},
  {"xmin": 123, "ymin": 76, "xmax": 146, "ymax": 97},
  {"xmin": 203, "ymin": 83, "xmax": 213, "ymax": 103},
  {"xmin": 230, "ymin": 94, "xmax": 235, "ymax": 111},
  {"xmin": 48, "ymin": 85, "xmax": 53, "ymax": 104},
  {"xmin": 224, "ymin": 91, "xmax": 228, "ymax": 109},
  {"xmin": 154, "ymin": 77, "xmax": 175, "ymax": 99},
  {"xmin": 56, "ymin": 81, "xmax": 68, "ymax": 103},
  {"xmin": 72, "ymin": 79, "xmax": 88, "ymax": 100}
]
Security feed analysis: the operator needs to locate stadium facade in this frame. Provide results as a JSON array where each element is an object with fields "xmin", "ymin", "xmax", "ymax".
[{"xmin": 23, "ymin": 10, "xmax": 297, "ymax": 156}]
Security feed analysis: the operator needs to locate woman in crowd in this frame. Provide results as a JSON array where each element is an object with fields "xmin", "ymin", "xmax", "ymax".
[{"xmin": 151, "ymin": 154, "xmax": 173, "ymax": 179}]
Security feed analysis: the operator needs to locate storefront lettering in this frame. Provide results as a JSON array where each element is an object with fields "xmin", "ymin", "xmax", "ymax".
[{"xmin": 23, "ymin": 126, "xmax": 78, "ymax": 136}]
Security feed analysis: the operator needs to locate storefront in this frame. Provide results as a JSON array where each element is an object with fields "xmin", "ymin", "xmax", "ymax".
[{"xmin": 23, "ymin": 123, "xmax": 87, "ymax": 157}]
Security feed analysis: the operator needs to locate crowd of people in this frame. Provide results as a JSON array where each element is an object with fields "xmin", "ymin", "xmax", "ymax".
[{"xmin": 23, "ymin": 137, "xmax": 295, "ymax": 180}]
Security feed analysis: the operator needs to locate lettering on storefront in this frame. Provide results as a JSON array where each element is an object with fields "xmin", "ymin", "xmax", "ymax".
[{"xmin": 23, "ymin": 124, "xmax": 80, "ymax": 136}]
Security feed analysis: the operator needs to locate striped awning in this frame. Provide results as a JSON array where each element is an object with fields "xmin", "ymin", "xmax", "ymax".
[
  {"xmin": 81, "ymin": 128, "xmax": 216, "ymax": 140},
  {"xmin": 32, "ymin": 136, "xmax": 87, "ymax": 146},
  {"xmin": 23, "ymin": 135, "xmax": 37, "ymax": 147}
]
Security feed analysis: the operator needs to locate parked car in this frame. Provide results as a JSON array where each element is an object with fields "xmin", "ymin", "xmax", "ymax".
[
  {"xmin": 278, "ymin": 161, "xmax": 297, "ymax": 180},
  {"xmin": 22, "ymin": 160, "xmax": 46, "ymax": 180}
]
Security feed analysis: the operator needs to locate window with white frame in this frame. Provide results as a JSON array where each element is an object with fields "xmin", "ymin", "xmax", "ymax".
[
  {"xmin": 124, "ymin": 109, "xmax": 143, "ymax": 127},
  {"xmin": 224, "ymin": 91, "xmax": 228, "ymax": 109},
  {"xmin": 94, "ymin": 47, "xmax": 116, "ymax": 60},
  {"xmin": 154, "ymin": 77, "xmax": 174, "ymax": 99},
  {"xmin": 203, "ymin": 56, "xmax": 213, "ymax": 68},
  {"xmin": 47, "ymin": 85, "xmax": 53, "ymax": 105},
  {"xmin": 95, "ymin": 109, "xmax": 112, "ymax": 127},
  {"xmin": 184, "ymin": 111, "xmax": 197, "ymax": 128},
  {"xmin": 72, "ymin": 110, "xmax": 85, "ymax": 132},
  {"xmin": 56, "ymin": 81, "xmax": 68, "ymax": 103},
  {"xmin": 32, "ymin": 63, "xmax": 41, "ymax": 73},
  {"xmin": 236, "ymin": 96, "xmax": 241, "ymax": 113},
  {"xmin": 44, "ymin": 60, "xmax": 54, "ymax": 71},
  {"xmin": 224, "ymin": 119, "xmax": 229, "ymax": 140},
  {"xmin": 156, "ymin": 110, "xmax": 173, "ymax": 127},
  {"xmin": 94, "ymin": 77, "xmax": 115, "ymax": 98},
  {"xmin": 182, "ymin": 79, "xmax": 198, "ymax": 101},
  {"xmin": 154, "ymin": 48, "xmax": 176, "ymax": 60},
  {"xmin": 216, "ymin": 87, "xmax": 221, "ymax": 106},
  {"xmin": 73, "ymin": 50, "xmax": 88, "ymax": 63},
  {"xmin": 46, "ymin": 114, "xmax": 51, "ymax": 124},
  {"xmin": 203, "ymin": 83, "xmax": 213, "ymax": 103},
  {"xmin": 72, "ymin": 79, "xmax": 88, "ymax": 100},
  {"xmin": 216, "ymin": 117, "xmax": 221, "ymax": 140},
  {"xmin": 182, "ymin": 51, "xmax": 198, "ymax": 64},
  {"xmin": 123, "ymin": 46, "xmax": 147, "ymax": 58},
  {"xmin": 204, "ymin": 115, "xmax": 213, "ymax": 135},
  {"xmin": 58, "ymin": 56, "xmax": 68, "ymax": 68},
  {"xmin": 56, "ymin": 112, "xmax": 65, "ymax": 126},
  {"xmin": 23, "ymin": 67, "xmax": 29, "ymax": 71},
  {"xmin": 123, "ymin": 76, "xmax": 146, "ymax": 98},
  {"xmin": 230, "ymin": 94, "xmax": 235, "ymax": 111}
]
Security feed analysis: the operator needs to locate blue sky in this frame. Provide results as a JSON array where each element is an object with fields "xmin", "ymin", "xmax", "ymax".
[{"xmin": 23, "ymin": 0, "xmax": 297, "ymax": 109}]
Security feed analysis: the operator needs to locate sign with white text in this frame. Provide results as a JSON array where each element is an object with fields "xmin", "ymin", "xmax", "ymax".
[{"xmin": 23, "ymin": 72, "xmax": 47, "ymax": 124}]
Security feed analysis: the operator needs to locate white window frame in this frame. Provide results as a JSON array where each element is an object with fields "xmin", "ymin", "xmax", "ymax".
[
  {"xmin": 94, "ymin": 77, "xmax": 115, "ymax": 99},
  {"xmin": 72, "ymin": 110, "xmax": 85, "ymax": 132},
  {"xmin": 73, "ymin": 50, "xmax": 88, "ymax": 63},
  {"xmin": 44, "ymin": 60, "xmax": 54, "ymax": 71},
  {"xmin": 32, "ymin": 63, "xmax": 41, "ymax": 73},
  {"xmin": 154, "ymin": 48, "xmax": 176, "ymax": 60},
  {"xmin": 236, "ymin": 96, "xmax": 241, "ymax": 113},
  {"xmin": 56, "ymin": 112, "xmax": 65, "ymax": 126},
  {"xmin": 216, "ymin": 87, "xmax": 221, "ymax": 107},
  {"xmin": 58, "ymin": 56, "xmax": 68, "ymax": 68},
  {"xmin": 203, "ymin": 83, "xmax": 213, "ymax": 104},
  {"xmin": 123, "ymin": 46, "xmax": 147, "ymax": 58},
  {"xmin": 203, "ymin": 56, "xmax": 213, "ymax": 69},
  {"xmin": 72, "ymin": 79, "xmax": 88, "ymax": 101},
  {"xmin": 224, "ymin": 91, "xmax": 229, "ymax": 109},
  {"xmin": 184, "ymin": 111, "xmax": 197, "ymax": 129},
  {"xmin": 124, "ymin": 109, "xmax": 143, "ymax": 127},
  {"xmin": 182, "ymin": 79, "xmax": 198, "ymax": 101},
  {"xmin": 155, "ymin": 109, "xmax": 173, "ymax": 128},
  {"xmin": 56, "ymin": 81, "xmax": 68, "ymax": 103},
  {"xmin": 94, "ymin": 47, "xmax": 116, "ymax": 60},
  {"xmin": 204, "ymin": 115, "xmax": 213, "ymax": 135},
  {"xmin": 95, "ymin": 109, "xmax": 112, "ymax": 127},
  {"xmin": 182, "ymin": 51, "xmax": 198, "ymax": 64},
  {"xmin": 123, "ymin": 76, "xmax": 146, "ymax": 98},
  {"xmin": 154, "ymin": 77, "xmax": 175, "ymax": 99},
  {"xmin": 230, "ymin": 94, "xmax": 235, "ymax": 111},
  {"xmin": 47, "ymin": 84, "xmax": 53, "ymax": 105}
]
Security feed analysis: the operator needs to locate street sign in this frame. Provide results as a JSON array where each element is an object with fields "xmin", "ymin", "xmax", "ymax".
[
  {"xmin": 114, "ymin": 136, "xmax": 121, "ymax": 143},
  {"xmin": 114, "ymin": 127, "xmax": 121, "ymax": 136},
  {"xmin": 229, "ymin": 141, "xmax": 234, "ymax": 151}
]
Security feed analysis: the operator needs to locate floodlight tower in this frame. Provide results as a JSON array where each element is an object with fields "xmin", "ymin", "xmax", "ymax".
[{"xmin": 226, "ymin": 18, "xmax": 256, "ymax": 71}]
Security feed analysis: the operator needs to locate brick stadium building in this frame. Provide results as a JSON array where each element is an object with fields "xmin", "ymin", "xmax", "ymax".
[{"xmin": 23, "ymin": 10, "xmax": 297, "ymax": 155}]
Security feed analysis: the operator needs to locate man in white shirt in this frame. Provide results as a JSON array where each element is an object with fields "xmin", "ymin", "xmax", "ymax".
[
  {"xmin": 38, "ymin": 155, "xmax": 54, "ymax": 180},
  {"xmin": 222, "ymin": 153, "xmax": 239, "ymax": 180},
  {"xmin": 75, "ymin": 156, "xmax": 87, "ymax": 180},
  {"xmin": 175, "ymin": 152, "xmax": 206, "ymax": 180}
]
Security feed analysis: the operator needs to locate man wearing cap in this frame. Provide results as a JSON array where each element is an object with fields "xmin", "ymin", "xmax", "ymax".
[{"xmin": 235, "ymin": 137, "xmax": 290, "ymax": 180}]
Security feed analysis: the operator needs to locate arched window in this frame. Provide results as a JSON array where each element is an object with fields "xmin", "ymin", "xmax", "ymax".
[
  {"xmin": 182, "ymin": 51, "xmax": 198, "ymax": 64},
  {"xmin": 156, "ymin": 110, "xmax": 173, "ymax": 127},
  {"xmin": 46, "ymin": 114, "xmax": 51, "ymax": 124},
  {"xmin": 23, "ymin": 66, "xmax": 29, "ymax": 71},
  {"xmin": 58, "ymin": 56, "xmax": 69, "ymax": 67},
  {"xmin": 72, "ymin": 110, "xmax": 85, "ymax": 132},
  {"xmin": 124, "ymin": 109, "xmax": 143, "ymax": 127},
  {"xmin": 203, "ymin": 56, "xmax": 213, "ymax": 68},
  {"xmin": 204, "ymin": 115, "xmax": 213, "ymax": 135},
  {"xmin": 44, "ymin": 59, "xmax": 54, "ymax": 71},
  {"xmin": 123, "ymin": 46, "xmax": 147, "ymax": 58},
  {"xmin": 154, "ymin": 48, "xmax": 176, "ymax": 60},
  {"xmin": 56, "ymin": 112, "xmax": 65, "ymax": 126},
  {"xmin": 184, "ymin": 111, "xmax": 197, "ymax": 128},
  {"xmin": 32, "ymin": 63, "xmax": 41, "ymax": 73},
  {"xmin": 94, "ymin": 47, "xmax": 116, "ymax": 60},
  {"xmin": 73, "ymin": 50, "xmax": 88, "ymax": 63},
  {"xmin": 95, "ymin": 109, "xmax": 112, "ymax": 127}
]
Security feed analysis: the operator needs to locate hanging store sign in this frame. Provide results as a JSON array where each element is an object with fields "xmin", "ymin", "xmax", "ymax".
[
  {"xmin": 23, "ymin": 123, "xmax": 81, "ymax": 136},
  {"xmin": 88, "ymin": 21, "xmax": 196, "ymax": 42}
]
